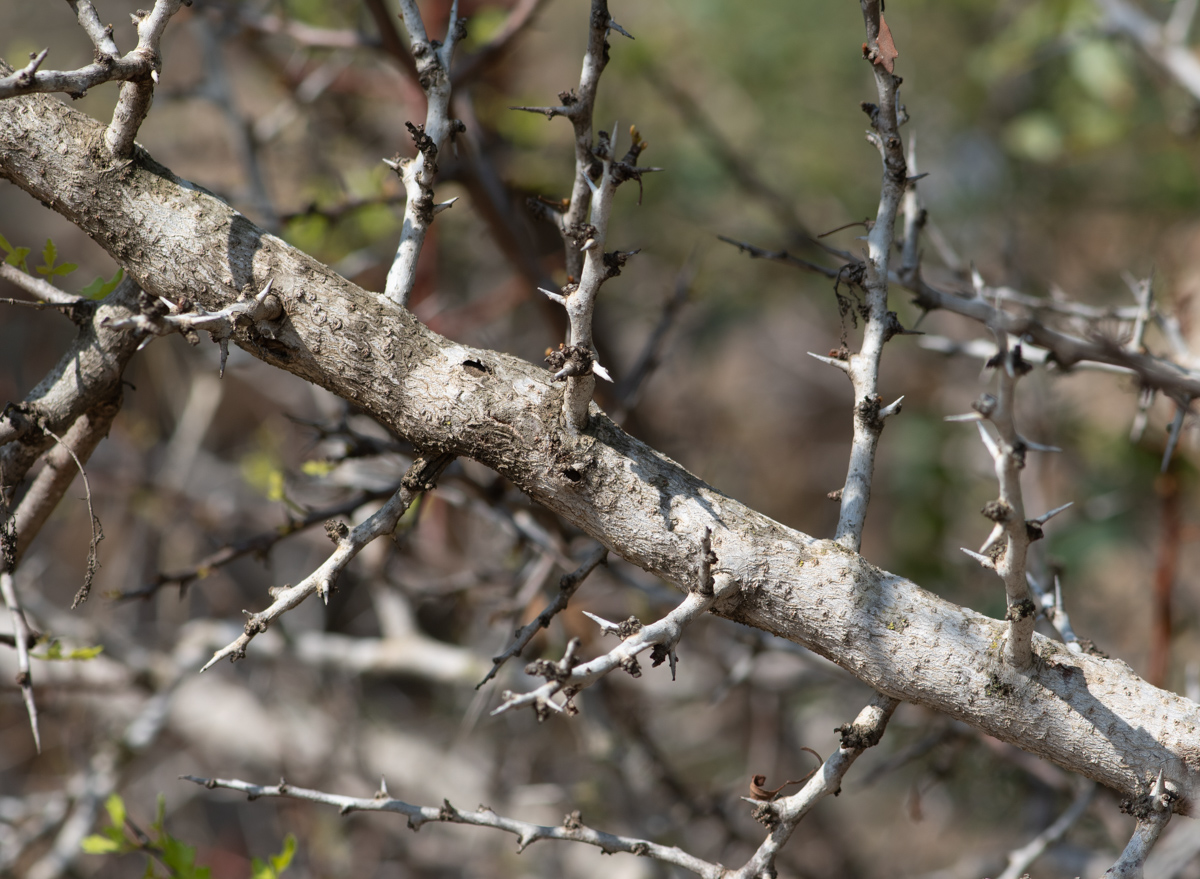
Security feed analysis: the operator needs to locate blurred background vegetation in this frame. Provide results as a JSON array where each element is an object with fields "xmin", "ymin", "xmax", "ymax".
[{"xmin": 1, "ymin": 1, "xmax": 1198, "ymax": 877}]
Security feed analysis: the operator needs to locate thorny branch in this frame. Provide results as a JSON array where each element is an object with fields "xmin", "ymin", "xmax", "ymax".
[
  {"xmin": 107, "ymin": 1, "xmax": 191, "ymax": 159},
  {"xmin": 104, "ymin": 278, "xmax": 284, "ymax": 377},
  {"xmin": 200, "ymin": 453, "xmax": 453, "ymax": 672},
  {"xmin": 731, "ymin": 694, "xmax": 899, "ymax": 879},
  {"xmin": 541, "ymin": 126, "xmax": 656, "ymax": 431},
  {"xmin": 824, "ymin": 0, "xmax": 910, "ymax": 550},
  {"xmin": 492, "ymin": 540, "xmax": 738, "ymax": 721},
  {"xmin": 2, "ymin": 1, "xmax": 1200, "ymax": 874},
  {"xmin": 726, "ymin": 230, "xmax": 1200, "ymax": 404},
  {"xmin": 3, "ymin": 32, "xmax": 1199, "ymax": 806},
  {"xmin": 950, "ymin": 334, "xmax": 1070, "ymax": 672},
  {"xmin": 478, "ymin": 543, "xmax": 607, "ymax": 687},
  {"xmin": 182, "ymin": 692, "xmax": 896, "ymax": 878},
  {"xmin": 0, "ymin": 570, "xmax": 40, "ymax": 753},
  {"xmin": 0, "ymin": 0, "xmax": 189, "ymax": 136},
  {"xmin": 115, "ymin": 482, "xmax": 407, "ymax": 601},
  {"xmin": 383, "ymin": 0, "xmax": 466, "ymax": 308},
  {"xmin": 520, "ymin": 1, "xmax": 651, "ymax": 432},
  {"xmin": 182, "ymin": 775, "xmax": 727, "ymax": 878},
  {"xmin": 1104, "ymin": 771, "xmax": 1177, "ymax": 878},
  {"xmin": 514, "ymin": 0, "xmax": 631, "ymax": 282}
]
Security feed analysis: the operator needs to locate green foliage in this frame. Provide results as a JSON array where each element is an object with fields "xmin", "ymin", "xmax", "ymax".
[
  {"xmin": 250, "ymin": 834, "xmax": 297, "ymax": 879},
  {"xmin": 1, "ymin": 233, "xmax": 122, "ymax": 297},
  {"xmin": 31, "ymin": 638, "xmax": 104, "ymax": 661},
  {"xmin": 83, "ymin": 794, "xmax": 296, "ymax": 879},
  {"xmin": 0, "ymin": 232, "xmax": 30, "ymax": 271},
  {"xmin": 82, "ymin": 794, "xmax": 210, "ymax": 878},
  {"xmin": 300, "ymin": 459, "xmax": 337, "ymax": 477},
  {"xmin": 81, "ymin": 267, "xmax": 124, "ymax": 300},
  {"xmin": 36, "ymin": 237, "xmax": 78, "ymax": 283}
]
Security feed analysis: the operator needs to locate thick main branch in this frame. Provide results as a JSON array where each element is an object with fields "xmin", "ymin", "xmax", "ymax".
[{"xmin": 2, "ymin": 84, "xmax": 1199, "ymax": 815}]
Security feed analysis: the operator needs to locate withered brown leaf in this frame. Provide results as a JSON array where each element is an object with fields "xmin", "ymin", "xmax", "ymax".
[{"xmin": 875, "ymin": 13, "xmax": 899, "ymax": 74}]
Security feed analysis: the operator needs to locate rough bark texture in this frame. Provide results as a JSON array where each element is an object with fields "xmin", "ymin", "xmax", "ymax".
[{"xmin": 2, "ymin": 80, "xmax": 1199, "ymax": 815}]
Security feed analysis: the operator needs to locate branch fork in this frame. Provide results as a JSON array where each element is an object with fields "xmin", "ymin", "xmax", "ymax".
[
  {"xmin": 104, "ymin": 278, "xmax": 283, "ymax": 376},
  {"xmin": 494, "ymin": 533, "xmax": 736, "ymax": 720}
]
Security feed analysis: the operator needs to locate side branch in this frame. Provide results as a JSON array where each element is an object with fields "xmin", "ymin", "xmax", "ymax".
[
  {"xmin": 478, "ymin": 544, "xmax": 607, "ymax": 687},
  {"xmin": 732, "ymin": 694, "xmax": 898, "ymax": 878},
  {"xmin": 383, "ymin": 0, "xmax": 466, "ymax": 307},
  {"xmin": 182, "ymin": 775, "xmax": 726, "ymax": 878},
  {"xmin": 0, "ymin": 571, "xmax": 41, "ymax": 753},
  {"xmin": 200, "ymin": 453, "xmax": 454, "ymax": 671},
  {"xmin": 831, "ymin": 0, "xmax": 910, "ymax": 549},
  {"xmin": 493, "ymin": 570, "xmax": 739, "ymax": 720}
]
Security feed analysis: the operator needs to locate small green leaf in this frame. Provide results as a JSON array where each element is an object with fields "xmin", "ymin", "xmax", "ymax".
[
  {"xmin": 5, "ymin": 247, "xmax": 30, "ymax": 271},
  {"xmin": 271, "ymin": 834, "xmax": 297, "ymax": 874},
  {"xmin": 301, "ymin": 459, "xmax": 336, "ymax": 477},
  {"xmin": 80, "ymin": 268, "xmax": 124, "ymax": 300},
  {"xmin": 42, "ymin": 238, "xmax": 57, "ymax": 268},
  {"xmin": 266, "ymin": 469, "xmax": 285, "ymax": 503},
  {"xmin": 52, "ymin": 262, "xmax": 78, "ymax": 276},
  {"xmin": 160, "ymin": 834, "xmax": 201, "ymax": 875},
  {"xmin": 82, "ymin": 834, "xmax": 125, "ymax": 854},
  {"xmin": 104, "ymin": 793, "xmax": 126, "ymax": 829},
  {"xmin": 0, "ymin": 234, "xmax": 30, "ymax": 271},
  {"xmin": 33, "ymin": 641, "xmax": 104, "ymax": 660}
]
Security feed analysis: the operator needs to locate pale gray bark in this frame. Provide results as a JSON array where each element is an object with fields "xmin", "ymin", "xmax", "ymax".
[
  {"xmin": 383, "ymin": 0, "xmax": 464, "ymax": 307},
  {"xmin": 2, "ymin": 73, "xmax": 1199, "ymax": 817}
]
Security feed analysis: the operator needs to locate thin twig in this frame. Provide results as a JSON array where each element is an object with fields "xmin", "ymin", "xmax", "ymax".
[
  {"xmin": 832, "ymin": 0, "xmax": 910, "ymax": 551},
  {"xmin": 729, "ymin": 693, "xmax": 899, "ymax": 879},
  {"xmin": 382, "ymin": 0, "xmax": 465, "ymax": 307},
  {"xmin": 725, "ymin": 233, "xmax": 1200, "ymax": 401},
  {"xmin": 182, "ymin": 775, "xmax": 726, "ymax": 877},
  {"xmin": 1103, "ymin": 771, "xmax": 1176, "ymax": 878},
  {"xmin": 612, "ymin": 252, "xmax": 697, "ymax": 420},
  {"xmin": 996, "ymin": 778, "xmax": 1095, "ymax": 879},
  {"xmin": 0, "ymin": 263, "xmax": 86, "ymax": 307},
  {"xmin": 115, "ymin": 483, "xmax": 404, "ymax": 601},
  {"xmin": 493, "ymin": 535, "xmax": 737, "ymax": 720},
  {"xmin": 478, "ymin": 544, "xmax": 607, "ymax": 687},
  {"xmin": 12, "ymin": 400, "xmax": 119, "ymax": 571},
  {"xmin": 200, "ymin": 453, "xmax": 454, "ymax": 672},
  {"xmin": 0, "ymin": 570, "xmax": 41, "ymax": 753},
  {"xmin": 39, "ymin": 426, "xmax": 103, "ymax": 608},
  {"xmin": 453, "ymin": 0, "xmax": 550, "ymax": 86}
]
